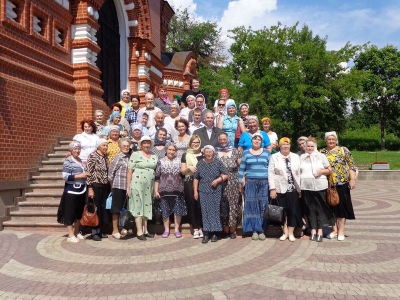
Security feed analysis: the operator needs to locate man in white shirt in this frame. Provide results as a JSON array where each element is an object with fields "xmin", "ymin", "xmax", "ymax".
[
  {"xmin": 192, "ymin": 111, "xmax": 223, "ymax": 149},
  {"xmin": 188, "ymin": 108, "xmax": 205, "ymax": 135},
  {"xmin": 138, "ymin": 92, "xmax": 162, "ymax": 128},
  {"xmin": 214, "ymin": 98, "xmax": 226, "ymax": 127},
  {"xmin": 148, "ymin": 111, "xmax": 175, "ymax": 142},
  {"xmin": 179, "ymin": 95, "xmax": 196, "ymax": 121}
]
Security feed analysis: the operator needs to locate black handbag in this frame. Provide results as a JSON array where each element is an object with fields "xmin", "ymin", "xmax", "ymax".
[
  {"xmin": 153, "ymin": 197, "xmax": 162, "ymax": 224},
  {"xmin": 118, "ymin": 197, "xmax": 134, "ymax": 228},
  {"xmin": 220, "ymin": 196, "xmax": 230, "ymax": 218},
  {"xmin": 263, "ymin": 198, "xmax": 284, "ymax": 223}
]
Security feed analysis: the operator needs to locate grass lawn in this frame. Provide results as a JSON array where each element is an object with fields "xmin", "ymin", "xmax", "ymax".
[{"xmin": 351, "ymin": 151, "xmax": 400, "ymax": 170}]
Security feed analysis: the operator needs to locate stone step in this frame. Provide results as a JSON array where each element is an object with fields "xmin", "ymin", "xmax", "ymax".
[
  {"xmin": 29, "ymin": 183, "xmax": 65, "ymax": 189},
  {"xmin": 53, "ymin": 146, "xmax": 70, "ymax": 151},
  {"xmin": 38, "ymin": 167, "xmax": 63, "ymax": 175},
  {"xmin": 30, "ymin": 176, "xmax": 65, "ymax": 184},
  {"xmin": 59, "ymin": 140, "xmax": 72, "ymax": 145},
  {"xmin": 9, "ymin": 210, "xmax": 57, "ymax": 218},
  {"xmin": 41, "ymin": 160, "xmax": 65, "ymax": 165},
  {"xmin": 2, "ymin": 219, "xmax": 64, "ymax": 231},
  {"xmin": 18, "ymin": 200, "xmax": 59, "ymax": 210},
  {"xmin": 25, "ymin": 190, "xmax": 63, "ymax": 198}
]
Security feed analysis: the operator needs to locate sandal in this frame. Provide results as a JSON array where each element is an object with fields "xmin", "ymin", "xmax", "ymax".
[
  {"xmin": 174, "ymin": 231, "xmax": 182, "ymax": 238},
  {"xmin": 162, "ymin": 231, "xmax": 170, "ymax": 238}
]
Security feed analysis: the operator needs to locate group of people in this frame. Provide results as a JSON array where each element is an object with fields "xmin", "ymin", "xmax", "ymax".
[{"xmin": 57, "ymin": 79, "xmax": 357, "ymax": 245}]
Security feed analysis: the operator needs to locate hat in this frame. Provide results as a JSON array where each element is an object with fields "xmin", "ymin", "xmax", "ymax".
[
  {"xmin": 239, "ymin": 103, "xmax": 249, "ymax": 110},
  {"xmin": 69, "ymin": 141, "xmax": 81, "ymax": 152},
  {"xmin": 109, "ymin": 125, "xmax": 120, "ymax": 132},
  {"xmin": 324, "ymin": 131, "xmax": 338, "ymax": 140},
  {"xmin": 95, "ymin": 138, "xmax": 108, "ymax": 149},
  {"xmin": 109, "ymin": 111, "xmax": 121, "ymax": 122},
  {"xmin": 251, "ymin": 132, "xmax": 263, "ymax": 141},
  {"xmin": 297, "ymin": 136, "xmax": 308, "ymax": 143},
  {"xmin": 220, "ymin": 88, "xmax": 229, "ymax": 95},
  {"xmin": 137, "ymin": 136, "xmax": 154, "ymax": 149},
  {"xmin": 203, "ymin": 145, "xmax": 216, "ymax": 153},
  {"xmin": 121, "ymin": 89, "xmax": 130, "ymax": 97},
  {"xmin": 278, "ymin": 137, "xmax": 291, "ymax": 146},
  {"xmin": 131, "ymin": 123, "xmax": 143, "ymax": 132}
]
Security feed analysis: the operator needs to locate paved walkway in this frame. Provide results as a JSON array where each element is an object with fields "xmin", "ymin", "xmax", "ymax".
[{"xmin": 0, "ymin": 181, "xmax": 399, "ymax": 299}]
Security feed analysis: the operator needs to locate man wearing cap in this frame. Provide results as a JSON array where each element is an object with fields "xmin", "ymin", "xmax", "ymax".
[
  {"xmin": 213, "ymin": 89, "xmax": 236, "ymax": 113},
  {"xmin": 138, "ymin": 92, "xmax": 162, "ymax": 128},
  {"xmin": 118, "ymin": 89, "xmax": 132, "ymax": 118},
  {"xmin": 181, "ymin": 77, "xmax": 208, "ymax": 107}
]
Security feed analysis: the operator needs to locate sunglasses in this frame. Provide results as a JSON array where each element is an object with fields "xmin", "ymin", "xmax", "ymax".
[{"xmin": 218, "ymin": 103, "xmax": 225, "ymax": 107}]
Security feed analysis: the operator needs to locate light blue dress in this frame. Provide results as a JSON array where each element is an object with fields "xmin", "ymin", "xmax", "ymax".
[{"xmin": 222, "ymin": 115, "xmax": 240, "ymax": 147}]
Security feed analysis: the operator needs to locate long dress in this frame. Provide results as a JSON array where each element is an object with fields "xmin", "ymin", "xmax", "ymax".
[
  {"xmin": 128, "ymin": 151, "xmax": 158, "ymax": 218},
  {"xmin": 217, "ymin": 148, "xmax": 241, "ymax": 227},
  {"xmin": 194, "ymin": 159, "xmax": 228, "ymax": 232}
]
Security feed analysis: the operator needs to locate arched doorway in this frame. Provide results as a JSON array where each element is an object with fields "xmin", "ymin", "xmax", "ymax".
[{"xmin": 96, "ymin": 0, "xmax": 121, "ymax": 106}]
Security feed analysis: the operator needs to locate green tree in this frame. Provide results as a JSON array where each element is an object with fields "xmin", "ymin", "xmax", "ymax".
[
  {"xmin": 166, "ymin": 8, "xmax": 226, "ymax": 68},
  {"xmin": 352, "ymin": 45, "xmax": 400, "ymax": 150},
  {"xmin": 228, "ymin": 23, "xmax": 359, "ymax": 139}
]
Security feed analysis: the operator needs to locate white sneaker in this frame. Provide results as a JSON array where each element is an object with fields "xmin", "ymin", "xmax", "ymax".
[
  {"xmin": 327, "ymin": 232, "xmax": 338, "ymax": 239},
  {"xmin": 252, "ymin": 232, "xmax": 259, "ymax": 240},
  {"xmin": 193, "ymin": 230, "xmax": 200, "ymax": 239},
  {"xmin": 67, "ymin": 236, "xmax": 79, "ymax": 243},
  {"xmin": 279, "ymin": 234, "xmax": 287, "ymax": 241},
  {"xmin": 258, "ymin": 233, "xmax": 266, "ymax": 240},
  {"xmin": 198, "ymin": 229, "xmax": 204, "ymax": 238},
  {"xmin": 76, "ymin": 232, "xmax": 85, "ymax": 240},
  {"xmin": 288, "ymin": 235, "xmax": 296, "ymax": 242},
  {"xmin": 337, "ymin": 235, "xmax": 345, "ymax": 241}
]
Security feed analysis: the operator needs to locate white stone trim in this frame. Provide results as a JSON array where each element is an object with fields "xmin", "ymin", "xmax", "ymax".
[
  {"xmin": 71, "ymin": 24, "xmax": 97, "ymax": 43},
  {"xmin": 55, "ymin": 29, "xmax": 62, "ymax": 45},
  {"xmin": 125, "ymin": 3, "xmax": 135, "ymax": 10},
  {"xmin": 150, "ymin": 66, "xmax": 162, "ymax": 78},
  {"xmin": 33, "ymin": 16, "xmax": 41, "ymax": 34},
  {"xmin": 138, "ymin": 65, "xmax": 149, "ymax": 78},
  {"xmin": 138, "ymin": 82, "xmax": 150, "ymax": 93},
  {"xmin": 71, "ymin": 48, "xmax": 97, "ymax": 65},
  {"xmin": 128, "ymin": 20, "xmax": 138, "ymax": 27}
]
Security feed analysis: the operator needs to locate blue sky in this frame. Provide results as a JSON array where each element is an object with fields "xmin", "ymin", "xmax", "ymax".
[{"xmin": 168, "ymin": 0, "xmax": 400, "ymax": 52}]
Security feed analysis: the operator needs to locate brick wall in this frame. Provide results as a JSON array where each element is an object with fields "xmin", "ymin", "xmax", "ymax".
[{"xmin": 148, "ymin": 0, "xmax": 161, "ymax": 59}]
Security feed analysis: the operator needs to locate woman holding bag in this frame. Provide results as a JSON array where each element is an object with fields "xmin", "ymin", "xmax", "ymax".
[
  {"xmin": 86, "ymin": 139, "xmax": 111, "ymax": 241},
  {"xmin": 268, "ymin": 137, "xmax": 302, "ymax": 242},
  {"xmin": 320, "ymin": 131, "xmax": 357, "ymax": 241},
  {"xmin": 108, "ymin": 138, "xmax": 131, "ymax": 239}
]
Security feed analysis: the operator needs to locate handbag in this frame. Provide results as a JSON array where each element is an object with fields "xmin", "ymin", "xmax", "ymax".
[
  {"xmin": 327, "ymin": 175, "xmax": 339, "ymax": 206},
  {"xmin": 220, "ymin": 196, "xmax": 230, "ymax": 218},
  {"xmin": 80, "ymin": 197, "xmax": 99, "ymax": 227},
  {"xmin": 153, "ymin": 197, "xmax": 162, "ymax": 224},
  {"xmin": 263, "ymin": 198, "xmax": 284, "ymax": 223},
  {"xmin": 118, "ymin": 196, "xmax": 135, "ymax": 228},
  {"xmin": 106, "ymin": 192, "xmax": 112, "ymax": 209}
]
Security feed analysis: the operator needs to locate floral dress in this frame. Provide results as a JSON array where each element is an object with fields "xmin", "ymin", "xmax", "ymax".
[
  {"xmin": 217, "ymin": 149, "xmax": 241, "ymax": 227},
  {"xmin": 172, "ymin": 135, "xmax": 190, "ymax": 160}
]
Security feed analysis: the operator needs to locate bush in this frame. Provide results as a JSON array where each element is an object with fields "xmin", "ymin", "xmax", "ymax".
[{"xmin": 340, "ymin": 126, "xmax": 400, "ymax": 151}]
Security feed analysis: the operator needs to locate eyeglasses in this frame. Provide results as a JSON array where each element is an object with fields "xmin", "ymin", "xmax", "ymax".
[
  {"xmin": 192, "ymin": 141, "xmax": 200, "ymax": 144},
  {"xmin": 218, "ymin": 103, "xmax": 225, "ymax": 107}
]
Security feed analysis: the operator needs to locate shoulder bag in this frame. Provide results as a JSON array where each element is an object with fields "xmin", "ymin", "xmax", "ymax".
[
  {"xmin": 326, "ymin": 175, "xmax": 339, "ymax": 206},
  {"xmin": 263, "ymin": 198, "xmax": 284, "ymax": 223}
]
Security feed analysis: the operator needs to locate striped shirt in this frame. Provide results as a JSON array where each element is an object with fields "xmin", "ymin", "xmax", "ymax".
[
  {"xmin": 238, "ymin": 149, "xmax": 271, "ymax": 184},
  {"xmin": 108, "ymin": 152, "xmax": 129, "ymax": 190}
]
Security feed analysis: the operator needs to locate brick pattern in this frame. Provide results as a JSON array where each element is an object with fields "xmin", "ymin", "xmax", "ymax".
[{"xmin": 1, "ymin": 181, "xmax": 400, "ymax": 298}]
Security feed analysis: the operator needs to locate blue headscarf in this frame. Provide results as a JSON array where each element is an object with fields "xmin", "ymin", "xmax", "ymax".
[
  {"xmin": 217, "ymin": 133, "xmax": 233, "ymax": 152},
  {"xmin": 109, "ymin": 111, "xmax": 121, "ymax": 122}
]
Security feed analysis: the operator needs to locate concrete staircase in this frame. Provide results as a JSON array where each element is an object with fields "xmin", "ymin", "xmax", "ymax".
[{"xmin": 2, "ymin": 140, "xmax": 70, "ymax": 231}]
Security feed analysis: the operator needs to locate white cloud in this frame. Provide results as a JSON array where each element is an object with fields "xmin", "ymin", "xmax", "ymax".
[{"xmin": 167, "ymin": 0, "xmax": 197, "ymax": 14}]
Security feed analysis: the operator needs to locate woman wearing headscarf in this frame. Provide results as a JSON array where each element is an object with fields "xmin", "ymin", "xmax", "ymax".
[
  {"xmin": 300, "ymin": 137, "xmax": 334, "ymax": 242},
  {"xmin": 238, "ymin": 133, "xmax": 271, "ymax": 241},
  {"xmin": 130, "ymin": 123, "xmax": 143, "ymax": 152},
  {"xmin": 94, "ymin": 110, "xmax": 105, "ymax": 137},
  {"xmin": 86, "ymin": 138, "xmax": 111, "ymax": 241},
  {"xmin": 126, "ymin": 136, "xmax": 158, "ymax": 241},
  {"xmin": 73, "ymin": 119, "xmax": 99, "ymax": 167},
  {"xmin": 238, "ymin": 116, "xmax": 272, "ymax": 154},
  {"xmin": 297, "ymin": 136, "xmax": 308, "ymax": 156},
  {"xmin": 151, "ymin": 128, "xmax": 168, "ymax": 159},
  {"xmin": 155, "ymin": 144, "xmax": 187, "ymax": 238},
  {"xmin": 154, "ymin": 85, "xmax": 177, "ymax": 115},
  {"xmin": 102, "ymin": 111, "xmax": 128, "ymax": 138},
  {"xmin": 217, "ymin": 132, "xmax": 241, "ymax": 239},
  {"xmin": 108, "ymin": 138, "xmax": 131, "ymax": 239},
  {"xmin": 268, "ymin": 138, "xmax": 302, "ymax": 242},
  {"xmin": 217, "ymin": 102, "xmax": 245, "ymax": 147},
  {"xmin": 193, "ymin": 145, "xmax": 228, "ymax": 243},
  {"xmin": 320, "ymin": 131, "xmax": 357, "ymax": 241},
  {"xmin": 181, "ymin": 135, "xmax": 204, "ymax": 239},
  {"xmin": 57, "ymin": 141, "xmax": 89, "ymax": 243}
]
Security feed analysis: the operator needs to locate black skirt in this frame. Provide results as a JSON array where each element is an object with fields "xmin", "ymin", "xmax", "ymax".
[
  {"xmin": 57, "ymin": 191, "xmax": 86, "ymax": 226},
  {"xmin": 110, "ymin": 188, "xmax": 127, "ymax": 214},
  {"xmin": 277, "ymin": 190, "xmax": 303, "ymax": 228},
  {"xmin": 329, "ymin": 182, "xmax": 355, "ymax": 219},
  {"xmin": 92, "ymin": 185, "xmax": 111, "ymax": 227}
]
